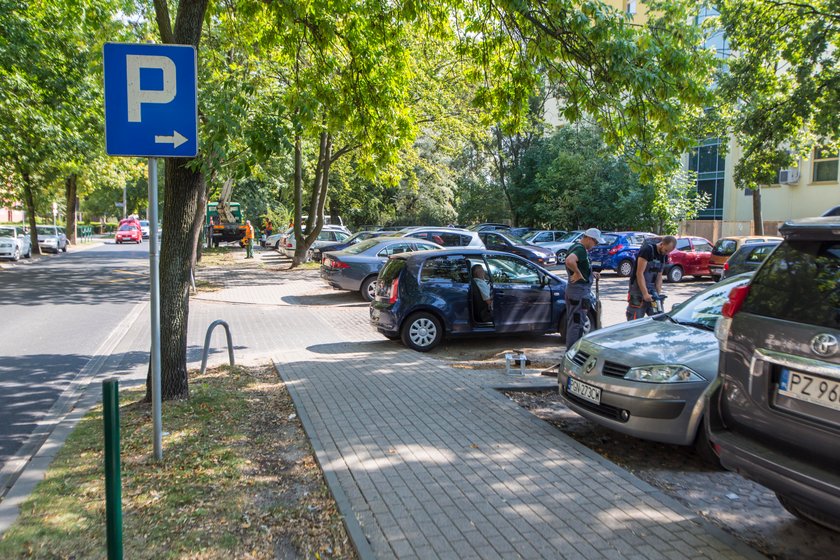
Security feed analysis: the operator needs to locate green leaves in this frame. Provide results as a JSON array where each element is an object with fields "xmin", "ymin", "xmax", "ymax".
[{"xmin": 717, "ymin": 0, "xmax": 840, "ymax": 189}]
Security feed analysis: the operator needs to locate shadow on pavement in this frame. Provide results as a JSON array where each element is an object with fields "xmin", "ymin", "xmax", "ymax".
[{"xmin": 281, "ymin": 292, "xmax": 368, "ymax": 307}]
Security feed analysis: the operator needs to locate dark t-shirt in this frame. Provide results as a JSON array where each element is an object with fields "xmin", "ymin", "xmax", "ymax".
[
  {"xmin": 566, "ymin": 242, "xmax": 591, "ymax": 284},
  {"xmin": 630, "ymin": 242, "xmax": 667, "ymax": 287}
]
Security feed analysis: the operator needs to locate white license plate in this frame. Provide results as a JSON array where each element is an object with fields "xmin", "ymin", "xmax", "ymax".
[
  {"xmin": 779, "ymin": 368, "xmax": 840, "ymax": 412},
  {"xmin": 567, "ymin": 377, "xmax": 601, "ymax": 405},
  {"xmin": 591, "ymin": 261, "xmax": 601, "ymax": 267}
]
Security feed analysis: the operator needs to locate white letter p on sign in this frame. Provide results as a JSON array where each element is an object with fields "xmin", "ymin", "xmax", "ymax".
[{"xmin": 126, "ymin": 55, "xmax": 176, "ymax": 122}]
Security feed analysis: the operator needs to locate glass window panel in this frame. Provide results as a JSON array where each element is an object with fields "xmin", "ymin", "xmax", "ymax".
[{"xmin": 814, "ymin": 160, "xmax": 839, "ymax": 182}]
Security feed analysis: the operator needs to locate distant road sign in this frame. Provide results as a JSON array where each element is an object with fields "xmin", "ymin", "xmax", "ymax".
[{"xmin": 103, "ymin": 43, "xmax": 197, "ymax": 158}]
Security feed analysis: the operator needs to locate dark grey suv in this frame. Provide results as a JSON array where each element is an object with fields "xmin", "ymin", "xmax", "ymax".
[{"xmin": 707, "ymin": 217, "xmax": 840, "ymax": 531}]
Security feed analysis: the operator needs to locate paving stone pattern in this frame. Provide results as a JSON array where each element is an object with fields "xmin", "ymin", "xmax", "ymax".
[
  {"xmin": 276, "ymin": 346, "xmax": 759, "ymax": 559},
  {"xmin": 196, "ymin": 258, "xmax": 761, "ymax": 559}
]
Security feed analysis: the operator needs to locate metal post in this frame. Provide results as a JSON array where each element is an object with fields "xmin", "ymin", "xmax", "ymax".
[
  {"xmin": 103, "ymin": 379, "xmax": 123, "ymax": 560},
  {"xmin": 148, "ymin": 158, "xmax": 163, "ymax": 461},
  {"xmin": 122, "ymin": 185, "xmax": 127, "ymax": 219}
]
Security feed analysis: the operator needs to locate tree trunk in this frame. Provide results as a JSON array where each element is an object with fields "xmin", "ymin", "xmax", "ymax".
[
  {"xmin": 65, "ymin": 174, "xmax": 77, "ymax": 245},
  {"xmin": 145, "ymin": 158, "xmax": 206, "ymax": 402},
  {"xmin": 752, "ymin": 186, "xmax": 764, "ymax": 235},
  {"xmin": 144, "ymin": 0, "xmax": 210, "ymax": 402},
  {"xmin": 21, "ymin": 172, "xmax": 41, "ymax": 256},
  {"xmin": 292, "ymin": 132, "xmax": 331, "ymax": 267}
]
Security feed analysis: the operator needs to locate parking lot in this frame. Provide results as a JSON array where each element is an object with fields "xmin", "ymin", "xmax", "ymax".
[{"xmin": 200, "ymin": 247, "xmax": 839, "ymax": 559}]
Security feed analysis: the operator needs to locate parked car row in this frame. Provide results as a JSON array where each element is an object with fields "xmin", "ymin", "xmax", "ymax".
[
  {"xmin": 559, "ymin": 216, "xmax": 840, "ymax": 531},
  {"xmin": 0, "ymin": 225, "xmax": 70, "ymax": 261}
]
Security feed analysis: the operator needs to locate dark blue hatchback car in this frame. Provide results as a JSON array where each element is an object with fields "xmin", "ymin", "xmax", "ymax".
[
  {"xmin": 588, "ymin": 231, "xmax": 657, "ymax": 276},
  {"xmin": 370, "ymin": 249, "xmax": 602, "ymax": 351}
]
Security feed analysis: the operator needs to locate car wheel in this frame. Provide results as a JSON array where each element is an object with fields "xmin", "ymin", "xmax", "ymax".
[
  {"xmin": 11, "ymin": 247, "xmax": 20, "ymax": 261},
  {"xmin": 667, "ymin": 265, "xmax": 684, "ymax": 283},
  {"xmin": 556, "ymin": 249, "xmax": 567, "ymax": 264},
  {"xmin": 401, "ymin": 312, "xmax": 443, "ymax": 352},
  {"xmin": 61, "ymin": 243, "xmax": 67, "ymax": 253},
  {"xmin": 24, "ymin": 246, "xmax": 31, "ymax": 258},
  {"xmin": 617, "ymin": 259, "xmax": 633, "ymax": 277},
  {"xmin": 776, "ymin": 493, "xmax": 840, "ymax": 532},
  {"xmin": 274, "ymin": 240, "xmax": 281, "ymax": 250},
  {"xmin": 360, "ymin": 276, "xmax": 377, "ymax": 302},
  {"xmin": 693, "ymin": 424, "xmax": 723, "ymax": 469}
]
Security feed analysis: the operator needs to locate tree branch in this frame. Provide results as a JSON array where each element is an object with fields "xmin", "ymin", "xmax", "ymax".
[{"xmin": 152, "ymin": 0, "xmax": 174, "ymax": 43}]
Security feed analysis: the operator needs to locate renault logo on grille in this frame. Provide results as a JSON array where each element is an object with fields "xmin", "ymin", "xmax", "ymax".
[
  {"xmin": 584, "ymin": 357, "xmax": 598, "ymax": 374},
  {"xmin": 811, "ymin": 334, "xmax": 838, "ymax": 357}
]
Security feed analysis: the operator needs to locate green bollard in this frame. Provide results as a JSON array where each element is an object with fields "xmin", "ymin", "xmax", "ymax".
[{"xmin": 103, "ymin": 379, "xmax": 123, "ymax": 560}]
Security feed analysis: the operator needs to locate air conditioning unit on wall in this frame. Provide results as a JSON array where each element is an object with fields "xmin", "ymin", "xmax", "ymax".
[{"xmin": 778, "ymin": 167, "xmax": 800, "ymax": 184}]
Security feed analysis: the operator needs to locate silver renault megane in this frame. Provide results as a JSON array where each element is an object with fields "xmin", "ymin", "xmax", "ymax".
[{"xmin": 558, "ymin": 273, "xmax": 752, "ymax": 463}]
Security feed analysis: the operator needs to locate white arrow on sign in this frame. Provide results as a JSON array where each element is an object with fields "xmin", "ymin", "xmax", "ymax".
[{"xmin": 154, "ymin": 130, "xmax": 188, "ymax": 149}]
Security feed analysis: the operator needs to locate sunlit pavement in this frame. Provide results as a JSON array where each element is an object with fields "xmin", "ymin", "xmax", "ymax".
[
  {"xmin": 2, "ymin": 247, "xmax": 753, "ymax": 557},
  {"xmin": 190, "ymin": 258, "xmax": 757, "ymax": 559}
]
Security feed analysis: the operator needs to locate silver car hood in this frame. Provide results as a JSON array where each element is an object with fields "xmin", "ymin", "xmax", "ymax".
[{"xmin": 579, "ymin": 317, "xmax": 718, "ymax": 379}]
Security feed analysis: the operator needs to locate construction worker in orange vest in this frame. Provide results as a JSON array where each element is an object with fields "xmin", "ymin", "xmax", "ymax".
[{"xmin": 244, "ymin": 220, "xmax": 255, "ymax": 259}]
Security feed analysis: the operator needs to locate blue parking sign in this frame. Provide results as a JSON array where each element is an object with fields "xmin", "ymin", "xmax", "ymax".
[{"xmin": 103, "ymin": 43, "xmax": 198, "ymax": 158}]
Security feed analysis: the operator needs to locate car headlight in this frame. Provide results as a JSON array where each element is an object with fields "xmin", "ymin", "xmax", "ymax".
[{"xmin": 623, "ymin": 365, "xmax": 703, "ymax": 383}]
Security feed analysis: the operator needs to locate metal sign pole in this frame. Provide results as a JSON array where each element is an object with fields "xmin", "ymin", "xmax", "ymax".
[{"xmin": 148, "ymin": 157, "xmax": 163, "ymax": 460}]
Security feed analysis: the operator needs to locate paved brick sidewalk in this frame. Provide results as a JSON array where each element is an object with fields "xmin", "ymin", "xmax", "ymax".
[
  {"xmin": 193, "ymin": 260, "xmax": 763, "ymax": 559},
  {"xmin": 276, "ymin": 347, "xmax": 762, "ymax": 560}
]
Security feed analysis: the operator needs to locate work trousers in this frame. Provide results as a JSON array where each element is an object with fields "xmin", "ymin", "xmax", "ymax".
[
  {"xmin": 626, "ymin": 286, "xmax": 660, "ymax": 321},
  {"xmin": 565, "ymin": 281, "xmax": 592, "ymax": 349},
  {"xmin": 245, "ymin": 238, "xmax": 254, "ymax": 258}
]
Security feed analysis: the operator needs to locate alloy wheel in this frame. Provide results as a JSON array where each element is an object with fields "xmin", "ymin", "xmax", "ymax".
[{"xmin": 409, "ymin": 318, "xmax": 438, "ymax": 348}]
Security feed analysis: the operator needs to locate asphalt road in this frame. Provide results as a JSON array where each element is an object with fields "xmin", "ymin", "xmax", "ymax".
[{"xmin": 0, "ymin": 241, "xmax": 150, "ymax": 482}]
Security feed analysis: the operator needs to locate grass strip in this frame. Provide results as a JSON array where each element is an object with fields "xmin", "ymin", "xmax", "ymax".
[{"xmin": 0, "ymin": 364, "xmax": 355, "ymax": 559}]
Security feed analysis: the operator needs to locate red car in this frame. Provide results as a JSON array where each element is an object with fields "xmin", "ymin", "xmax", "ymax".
[
  {"xmin": 663, "ymin": 236, "xmax": 714, "ymax": 282},
  {"xmin": 115, "ymin": 223, "xmax": 142, "ymax": 244}
]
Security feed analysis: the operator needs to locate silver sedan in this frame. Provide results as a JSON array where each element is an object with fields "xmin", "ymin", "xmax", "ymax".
[{"xmin": 558, "ymin": 274, "xmax": 751, "ymax": 463}]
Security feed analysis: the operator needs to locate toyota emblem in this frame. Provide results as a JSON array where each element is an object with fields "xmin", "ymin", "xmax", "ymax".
[
  {"xmin": 584, "ymin": 357, "xmax": 598, "ymax": 374},
  {"xmin": 811, "ymin": 334, "xmax": 839, "ymax": 357}
]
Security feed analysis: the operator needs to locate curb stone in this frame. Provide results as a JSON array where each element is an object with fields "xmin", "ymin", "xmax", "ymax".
[{"xmin": 272, "ymin": 360, "xmax": 377, "ymax": 560}]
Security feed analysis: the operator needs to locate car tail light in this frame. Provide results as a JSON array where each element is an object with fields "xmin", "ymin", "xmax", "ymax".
[
  {"xmin": 608, "ymin": 244, "xmax": 625, "ymax": 255},
  {"xmin": 723, "ymin": 261, "xmax": 729, "ymax": 271},
  {"xmin": 716, "ymin": 284, "xmax": 750, "ymax": 346},
  {"xmin": 388, "ymin": 277, "xmax": 400, "ymax": 304},
  {"xmin": 331, "ymin": 259, "xmax": 349, "ymax": 269},
  {"xmin": 721, "ymin": 285, "xmax": 750, "ymax": 319}
]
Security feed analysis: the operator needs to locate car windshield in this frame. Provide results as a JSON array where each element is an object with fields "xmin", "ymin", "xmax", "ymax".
[
  {"xmin": 36, "ymin": 226, "xmax": 56, "ymax": 235},
  {"xmin": 0, "ymin": 229, "xmax": 14, "ymax": 238},
  {"xmin": 140, "ymin": 221, "xmax": 149, "ymax": 226},
  {"xmin": 713, "ymin": 239, "xmax": 737, "ymax": 256},
  {"xmin": 343, "ymin": 238, "xmax": 382, "ymax": 255},
  {"xmin": 558, "ymin": 231, "xmax": 581, "ymax": 242},
  {"xmin": 347, "ymin": 232, "xmax": 373, "ymax": 243},
  {"xmin": 668, "ymin": 275, "xmax": 751, "ymax": 331},
  {"xmin": 502, "ymin": 232, "xmax": 528, "ymax": 244},
  {"xmin": 118, "ymin": 225, "xmax": 136, "ymax": 231}
]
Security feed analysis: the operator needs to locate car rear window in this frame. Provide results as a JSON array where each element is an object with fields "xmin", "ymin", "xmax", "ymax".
[
  {"xmin": 420, "ymin": 255, "xmax": 469, "ymax": 283},
  {"xmin": 676, "ymin": 238, "xmax": 691, "ymax": 251},
  {"xmin": 742, "ymin": 240, "xmax": 840, "ymax": 329},
  {"xmin": 600, "ymin": 234, "xmax": 618, "ymax": 246},
  {"xmin": 713, "ymin": 239, "xmax": 737, "ymax": 256},
  {"xmin": 343, "ymin": 238, "xmax": 381, "ymax": 254},
  {"xmin": 378, "ymin": 258, "xmax": 406, "ymax": 283}
]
